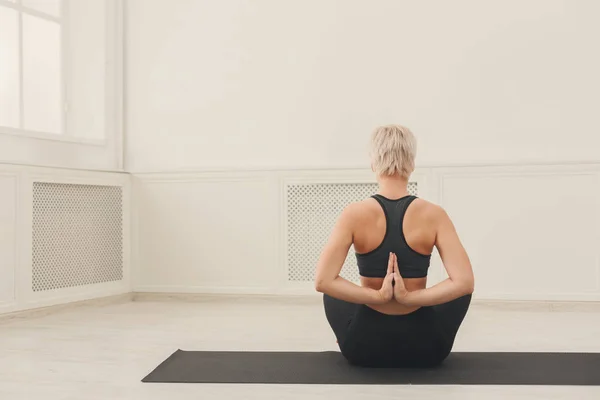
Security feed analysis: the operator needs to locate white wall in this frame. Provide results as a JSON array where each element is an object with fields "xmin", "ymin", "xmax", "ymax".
[
  {"xmin": 128, "ymin": 0, "xmax": 600, "ymax": 301},
  {"xmin": 126, "ymin": 0, "xmax": 600, "ymax": 172}
]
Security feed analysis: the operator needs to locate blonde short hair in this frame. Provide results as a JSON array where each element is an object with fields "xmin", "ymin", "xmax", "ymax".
[{"xmin": 370, "ymin": 124, "xmax": 416, "ymax": 178}]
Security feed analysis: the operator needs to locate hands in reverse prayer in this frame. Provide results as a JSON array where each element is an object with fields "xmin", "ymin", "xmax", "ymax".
[{"xmin": 378, "ymin": 252, "xmax": 409, "ymax": 304}]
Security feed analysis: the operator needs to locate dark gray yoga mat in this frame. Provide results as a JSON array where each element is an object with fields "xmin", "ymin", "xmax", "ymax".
[{"xmin": 142, "ymin": 350, "xmax": 600, "ymax": 385}]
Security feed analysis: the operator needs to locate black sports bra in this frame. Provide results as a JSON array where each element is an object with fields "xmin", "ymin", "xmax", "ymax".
[{"xmin": 355, "ymin": 194, "xmax": 431, "ymax": 278}]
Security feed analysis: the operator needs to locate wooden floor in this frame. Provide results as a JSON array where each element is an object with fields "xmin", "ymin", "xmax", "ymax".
[{"xmin": 1, "ymin": 295, "xmax": 600, "ymax": 399}]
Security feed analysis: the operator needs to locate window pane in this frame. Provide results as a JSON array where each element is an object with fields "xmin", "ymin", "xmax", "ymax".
[
  {"xmin": 22, "ymin": 0, "xmax": 61, "ymax": 18},
  {"xmin": 65, "ymin": 0, "xmax": 106, "ymax": 140},
  {"xmin": 0, "ymin": 7, "xmax": 20, "ymax": 128},
  {"xmin": 23, "ymin": 15, "xmax": 62, "ymax": 134}
]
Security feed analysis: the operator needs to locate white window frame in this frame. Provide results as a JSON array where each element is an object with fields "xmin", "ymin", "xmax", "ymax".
[{"xmin": 0, "ymin": 0, "xmax": 106, "ymax": 146}]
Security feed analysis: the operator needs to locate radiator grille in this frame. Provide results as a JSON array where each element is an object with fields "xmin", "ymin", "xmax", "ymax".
[
  {"xmin": 32, "ymin": 182, "xmax": 124, "ymax": 292},
  {"xmin": 286, "ymin": 182, "xmax": 418, "ymax": 282}
]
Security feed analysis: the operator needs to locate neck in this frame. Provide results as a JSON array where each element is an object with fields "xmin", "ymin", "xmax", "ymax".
[{"xmin": 377, "ymin": 174, "xmax": 409, "ymax": 199}]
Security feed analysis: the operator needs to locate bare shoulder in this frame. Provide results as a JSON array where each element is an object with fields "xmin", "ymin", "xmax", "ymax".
[
  {"xmin": 336, "ymin": 198, "xmax": 381, "ymax": 227},
  {"xmin": 410, "ymin": 199, "xmax": 458, "ymax": 238},
  {"xmin": 411, "ymin": 198, "xmax": 448, "ymax": 221},
  {"xmin": 340, "ymin": 199, "xmax": 375, "ymax": 219}
]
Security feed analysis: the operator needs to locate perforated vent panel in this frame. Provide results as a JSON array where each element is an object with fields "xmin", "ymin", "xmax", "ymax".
[
  {"xmin": 286, "ymin": 182, "xmax": 417, "ymax": 282},
  {"xmin": 32, "ymin": 182, "xmax": 124, "ymax": 292}
]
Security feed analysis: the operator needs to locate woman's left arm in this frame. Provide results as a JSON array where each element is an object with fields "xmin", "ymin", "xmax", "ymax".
[
  {"xmin": 315, "ymin": 206, "xmax": 394, "ymax": 305},
  {"xmin": 393, "ymin": 206, "xmax": 474, "ymax": 307}
]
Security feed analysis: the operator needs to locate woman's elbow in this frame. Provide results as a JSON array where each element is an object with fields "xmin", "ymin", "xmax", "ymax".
[
  {"xmin": 314, "ymin": 278, "xmax": 327, "ymax": 293},
  {"xmin": 462, "ymin": 276, "xmax": 475, "ymax": 295},
  {"xmin": 315, "ymin": 275, "xmax": 336, "ymax": 293}
]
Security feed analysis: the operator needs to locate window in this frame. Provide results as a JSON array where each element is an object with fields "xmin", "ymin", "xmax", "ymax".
[
  {"xmin": 0, "ymin": 0, "xmax": 119, "ymax": 170},
  {"xmin": 0, "ymin": 0, "xmax": 64, "ymax": 136}
]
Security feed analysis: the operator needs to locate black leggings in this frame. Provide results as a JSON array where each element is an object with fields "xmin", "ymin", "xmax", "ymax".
[{"xmin": 323, "ymin": 294, "xmax": 472, "ymax": 368}]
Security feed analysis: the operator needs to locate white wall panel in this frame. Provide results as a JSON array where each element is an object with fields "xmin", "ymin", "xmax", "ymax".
[
  {"xmin": 440, "ymin": 169, "xmax": 600, "ymax": 300},
  {"xmin": 134, "ymin": 165, "xmax": 600, "ymax": 301},
  {"xmin": 135, "ymin": 174, "xmax": 281, "ymax": 292},
  {"xmin": 0, "ymin": 174, "xmax": 17, "ymax": 305}
]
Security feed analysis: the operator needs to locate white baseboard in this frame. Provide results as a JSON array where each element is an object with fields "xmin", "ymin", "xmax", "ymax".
[
  {"xmin": 133, "ymin": 292, "xmax": 323, "ymax": 304},
  {"xmin": 0, "ymin": 292, "xmax": 133, "ymax": 322},
  {"xmin": 0, "ymin": 286, "xmax": 132, "ymax": 316},
  {"xmin": 133, "ymin": 284, "xmax": 600, "ymax": 302},
  {"xmin": 134, "ymin": 285, "xmax": 284, "ymax": 295},
  {"xmin": 473, "ymin": 292, "xmax": 600, "ymax": 302}
]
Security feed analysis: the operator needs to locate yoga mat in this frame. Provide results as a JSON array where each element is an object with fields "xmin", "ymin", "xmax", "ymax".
[{"xmin": 142, "ymin": 350, "xmax": 600, "ymax": 385}]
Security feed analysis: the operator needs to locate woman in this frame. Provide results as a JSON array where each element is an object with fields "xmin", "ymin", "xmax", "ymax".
[{"xmin": 315, "ymin": 124, "xmax": 474, "ymax": 368}]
